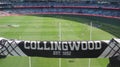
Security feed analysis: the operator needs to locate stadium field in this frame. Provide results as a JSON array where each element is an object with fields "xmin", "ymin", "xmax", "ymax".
[{"xmin": 0, "ymin": 15, "xmax": 120, "ymax": 67}]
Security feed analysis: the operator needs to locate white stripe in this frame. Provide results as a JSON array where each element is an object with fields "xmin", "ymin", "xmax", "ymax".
[
  {"xmin": 90, "ymin": 22, "xmax": 92, "ymax": 41},
  {"xmin": 29, "ymin": 57, "xmax": 32, "ymax": 67},
  {"xmin": 114, "ymin": 47, "xmax": 120, "ymax": 56},
  {"xmin": 7, "ymin": 40, "xmax": 27, "ymax": 56},
  {"xmin": 58, "ymin": 22, "xmax": 62, "ymax": 67},
  {"xmin": 4, "ymin": 42, "xmax": 18, "ymax": 56},
  {"xmin": 108, "ymin": 46, "xmax": 119, "ymax": 57},
  {"xmin": 98, "ymin": 40, "xmax": 120, "ymax": 58},
  {"xmin": 13, "ymin": 45, "xmax": 27, "ymax": 56},
  {"xmin": 98, "ymin": 47, "xmax": 111, "ymax": 58},
  {"xmin": 11, "ymin": 41, "xmax": 27, "ymax": 56},
  {"xmin": 1, "ymin": 46, "xmax": 8, "ymax": 55},
  {"xmin": 88, "ymin": 22, "xmax": 92, "ymax": 67}
]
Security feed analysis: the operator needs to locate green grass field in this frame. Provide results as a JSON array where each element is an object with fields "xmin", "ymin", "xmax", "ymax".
[{"xmin": 0, "ymin": 15, "xmax": 120, "ymax": 67}]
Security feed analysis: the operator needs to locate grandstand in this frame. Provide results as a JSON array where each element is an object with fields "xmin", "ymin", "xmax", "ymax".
[
  {"xmin": 0, "ymin": 0, "xmax": 120, "ymax": 18},
  {"xmin": 0, "ymin": 0, "xmax": 120, "ymax": 67}
]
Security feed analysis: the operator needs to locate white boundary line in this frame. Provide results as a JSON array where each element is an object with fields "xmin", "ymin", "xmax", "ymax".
[
  {"xmin": 29, "ymin": 57, "xmax": 32, "ymax": 67},
  {"xmin": 90, "ymin": 22, "xmax": 92, "ymax": 41},
  {"xmin": 88, "ymin": 22, "xmax": 93, "ymax": 67},
  {"xmin": 88, "ymin": 58, "xmax": 91, "ymax": 67},
  {"xmin": 58, "ymin": 22, "xmax": 62, "ymax": 67}
]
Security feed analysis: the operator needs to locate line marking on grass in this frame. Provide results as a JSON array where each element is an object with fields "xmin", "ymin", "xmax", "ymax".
[
  {"xmin": 90, "ymin": 22, "xmax": 92, "ymax": 41},
  {"xmin": 88, "ymin": 59, "xmax": 91, "ymax": 67},
  {"xmin": 88, "ymin": 21, "xmax": 93, "ymax": 67},
  {"xmin": 29, "ymin": 57, "xmax": 32, "ymax": 67},
  {"xmin": 58, "ymin": 22, "xmax": 62, "ymax": 67}
]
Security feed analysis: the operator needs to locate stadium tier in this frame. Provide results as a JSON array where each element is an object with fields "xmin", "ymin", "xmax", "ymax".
[{"xmin": 0, "ymin": 0, "xmax": 120, "ymax": 19}]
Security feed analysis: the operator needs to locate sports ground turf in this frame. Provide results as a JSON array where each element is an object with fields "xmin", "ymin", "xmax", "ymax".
[{"xmin": 0, "ymin": 15, "xmax": 120, "ymax": 67}]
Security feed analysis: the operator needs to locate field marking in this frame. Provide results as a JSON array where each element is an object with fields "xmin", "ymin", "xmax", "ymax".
[
  {"xmin": 90, "ymin": 22, "xmax": 92, "ymax": 41},
  {"xmin": 29, "ymin": 57, "xmax": 32, "ymax": 67},
  {"xmin": 88, "ymin": 59, "xmax": 91, "ymax": 67},
  {"xmin": 58, "ymin": 22, "xmax": 62, "ymax": 67},
  {"xmin": 88, "ymin": 22, "xmax": 93, "ymax": 67}
]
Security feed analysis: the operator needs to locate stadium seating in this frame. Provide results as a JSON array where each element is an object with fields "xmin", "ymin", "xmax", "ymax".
[
  {"xmin": 13, "ymin": 2, "xmax": 120, "ymax": 8},
  {"xmin": 0, "ymin": 1, "xmax": 120, "ymax": 19},
  {"xmin": 3, "ymin": 8, "xmax": 119, "ymax": 17}
]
